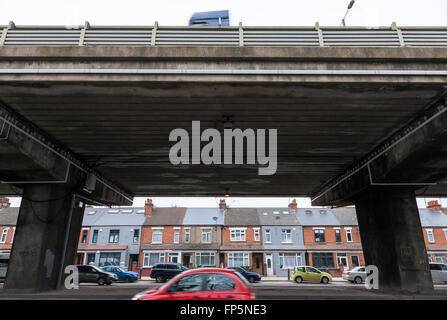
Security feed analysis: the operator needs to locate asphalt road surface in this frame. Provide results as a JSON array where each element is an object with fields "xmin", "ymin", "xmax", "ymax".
[{"xmin": 1, "ymin": 281, "xmax": 447, "ymax": 300}]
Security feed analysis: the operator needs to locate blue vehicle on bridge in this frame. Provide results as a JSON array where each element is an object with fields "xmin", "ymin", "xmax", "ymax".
[
  {"xmin": 189, "ymin": 10, "xmax": 230, "ymax": 26},
  {"xmin": 101, "ymin": 266, "xmax": 139, "ymax": 282}
]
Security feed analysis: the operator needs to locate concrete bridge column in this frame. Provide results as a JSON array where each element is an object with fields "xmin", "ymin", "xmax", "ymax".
[
  {"xmin": 354, "ymin": 187, "xmax": 433, "ymax": 294},
  {"xmin": 4, "ymin": 184, "xmax": 85, "ymax": 292}
]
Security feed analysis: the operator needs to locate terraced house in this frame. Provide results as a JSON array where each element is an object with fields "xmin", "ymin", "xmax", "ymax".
[
  {"xmin": 422, "ymin": 200, "xmax": 447, "ymax": 264},
  {"xmin": 0, "ymin": 199, "xmax": 17, "ymax": 256}
]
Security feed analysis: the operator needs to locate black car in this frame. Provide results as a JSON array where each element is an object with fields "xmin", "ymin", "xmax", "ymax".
[
  {"xmin": 227, "ymin": 267, "xmax": 262, "ymax": 283},
  {"xmin": 150, "ymin": 263, "xmax": 188, "ymax": 282},
  {"xmin": 76, "ymin": 265, "xmax": 118, "ymax": 285}
]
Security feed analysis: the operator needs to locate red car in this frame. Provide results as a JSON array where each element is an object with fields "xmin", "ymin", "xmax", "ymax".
[{"xmin": 133, "ymin": 268, "xmax": 256, "ymax": 300}]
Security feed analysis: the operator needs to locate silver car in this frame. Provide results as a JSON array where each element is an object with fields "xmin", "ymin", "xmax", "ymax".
[
  {"xmin": 342, "ymin": 266, "xmax": 366, "ymax": 284},
  {"xmin": 429, "ymin": 263, "xmax": 447, "ymax": 283}
]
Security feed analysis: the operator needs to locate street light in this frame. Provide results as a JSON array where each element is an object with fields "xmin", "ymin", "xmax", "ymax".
[{"xmin": 341, "ymin": 0, "xmax": 355, "ymax": 27}]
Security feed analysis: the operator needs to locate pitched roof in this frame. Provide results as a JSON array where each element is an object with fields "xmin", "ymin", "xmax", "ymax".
[
  {"xmin": 0, "ymin": 207, "xmax": 19, "ymax": 226},
  {"xmin": 224, "ymin": 208, "xmax": 261, "ymax": 226},
  {"xmin": 419, "ymin": 208, "xmax": 447, "ymax": 227},
  {"xmin": 257, "ymin": 208, "xmax": 300, "ymax": 226},
  {"xmin": 296, "ymin": 208, "xmax": 340, "ymax": 226},
  {"xmin": 143, "ymin": 207, "xmax": 187, "ymax": 226},
  {"xmin": 82, "ymin": 207, "xmax": 146, "ymax": 226},
  {"xmin": 183, "ymin": 208, "xmax": 224, "ymax": 225},
  {"xmin": 331, "ymin": 207, "xmax": 358, "ymax": 226}
]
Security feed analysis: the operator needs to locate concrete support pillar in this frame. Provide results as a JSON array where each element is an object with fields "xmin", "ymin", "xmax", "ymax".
[
  {"xmin": 355, "ymin": 187, "xmax": 433, "ymax": 294},
  {"xmin": 4, "ymin": 184, "xmax": 84, "ymax": 292}
]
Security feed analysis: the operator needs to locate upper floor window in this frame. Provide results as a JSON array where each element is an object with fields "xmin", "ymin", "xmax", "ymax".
[
  {"xmin": 92, "ymin": 230, "xmax": 99, "ymax": 244},
  {"xmin": 281, "ymin": 229, "xmax": 292, "ymax": 243},
  {"xmin": 133, "ymin": 229, "xmax": 140, "ymax": 243},
  {"xmin": 174, "ymin": 228, "xmax": 180, "ymax": 243},
  {"xmin": 230, "ymin": 228, "xmax": 246, "ymax": 242},
  {"xmin": 152, "ymin": 228, "xmax": 163, "ymax": 244},
  {"xmin": 81, "ymin": 229, "xmax": 89, "ymax": 244},
  {"xmin": 0, "ymin": 228, "xmax": 8, "ymax": 243},
  {"xmin": 108, "ymin": 230, "xmax": 119, "ymax": 243},
  {"xmin": 201, "ymin": 228, "xmax": 212, "ymax": 243},
  {"xmin": 184, "ymin": 228, "xmax": 190, "ymax": 243},
  {"xmin": 334, "ymin": 229, "xmax": 341, "ymax": 243},
  {"xmin": 345, "ymin": 228, "xmax": 353, "ymax": 242},
  {"xmin": 253, "ymin": 228, "xmax": 260, "ymax": 242},
  {"xmin": 314, "ymin": 228, "xmax": 325, "ymax": 243},
  {"xmin": 265, "ymin": 229, "xmax": 271, "ymax": 243},
  {"xmin": 426, "ymin": 229, "xmax": 435, "ymax": 243},
  {"xmin": 444, "ymin": 229, "xmax": 447, "ymax": 241}
]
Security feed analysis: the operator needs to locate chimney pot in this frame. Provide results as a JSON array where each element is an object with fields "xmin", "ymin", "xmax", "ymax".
[
  {"xmin": 288, "ymin": 199, "xmax": 298, "ymax": 210},
  {"xmin": 219, "ymin": 199, "xmax": 227, "ymax": 210},
  {"xmin": 427, "ymin": 200, "xmax": 442, "ymax": 212},
  {"xmin": 145, "ymin": 198, "xmax": 153, "ymax": 216}
]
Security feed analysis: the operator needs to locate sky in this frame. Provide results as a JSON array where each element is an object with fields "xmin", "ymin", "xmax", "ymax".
[{"xmin": 2, "ymin": 0, "xmax": 447, "ymax": 208}]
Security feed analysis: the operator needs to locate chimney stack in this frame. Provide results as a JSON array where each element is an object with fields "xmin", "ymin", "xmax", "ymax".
[
  {"xmin": 427, "ymin": 200, "xmax": 442, "ymax": 212},
  {"xmin": 145, "ymin": 198, "xmax": 153, "ymax": 216},
  {"xmin": 219, "ymin": 199, "xmax": 227, "ymax": 210},
  {"xmin": 0, "ymin": 197, "xmax": 10, "ymax": 208},
  {"xmin": 288, "ymin": 199, "xmax": 298, "ymax": 210}
]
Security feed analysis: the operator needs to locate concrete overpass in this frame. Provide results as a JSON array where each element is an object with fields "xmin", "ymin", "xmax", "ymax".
[{"xmin": 0, "ymin": 22, "xmax": 447, "ymax": 293}]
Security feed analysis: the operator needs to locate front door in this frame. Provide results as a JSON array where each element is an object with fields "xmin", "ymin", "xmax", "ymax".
[
  {"xmin": 266, "ymin": 254, "xmax": 273, "ymax": 276},
  {"xmin": 252, "ymin": 253, "xmax": 263, "ymax": 275}
]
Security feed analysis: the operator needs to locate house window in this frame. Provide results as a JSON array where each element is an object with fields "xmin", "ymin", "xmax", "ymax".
[
  {"xmin": 254, "ymin": 228, "xmax": 260, "ymax": 242},
  {"xmin": 312, "ymin": 252, "xmax": 334, "ymax": 268},
  {"xmin": 184, "ymin": 228, "xmax": 190, "ymax": 243},
  {"xmin": 174, "ymin": 229, "xmax": 180, "ymax": 243},
  {"xmin": 201, "ymin": 228, "xmax": 212, "ymax": 243},
  {"xmin": 281, "ymin": 229, "xmax": 292, "ymax": 243},
  {"xmin": 337, "ymin": 253, "xmax": 348, "ymax": 268},
  {"xmin": 133, "ymin": 229, "xmax": 140, "ymax": 243},
  {"xmin": 92, "ymin": 230, "xmax": 99, "ymax": 244},
  {"xmin": 0, "ymin": 228, "xmax": 8, "ymax": 243},
  {"xmin": 143, "ymin": 252, "xmax": 165, "ymax": 267},
  {"xmin": 265, "ymin": 229, "xmax": 271, "ymax": 243},
  {"xmin": 81, "ymin": 229, "xmax": 89, "ymax": 244},
  {"xmin": 195, "ymin": 252, "xmax": 215, "ymax": 267},
  {"xmin": 444, "ymin": 229, "xmax": 447, "ymax": 241},
  {"xmin": 169, "ymin": 252, "xmax": 181, "ymax": 263},
  {"xmin": 108, "ymin": 230, "xmax": 119, "ymax": 243},
  {"xmin": 228, "ymin": 253, "xmax": 249, "ymax": 267},
  {"xmin": 345, "ymin": 228, "xmax": 353, "ymax": 242},
  {"xmin": 314, "ymin": 228, "xmax": 325, "ymax": 243},
  {"xmin": 152, "ymin": 228, "xmax": 163, "ymax": 244},
  {"xmin": 351, "ymin": 255, "xmax": 360, "ymax": 267},
  {"xmin": 426, "ymin": 229, "xmax": 435, "ymax": 243},
  {"xmin": 334, "ymin": 229, "xmax": 342, "ymax": 243},
  {"xmin": 99, "ymin": 252, "xmax": 121, "ymax": 267},
  {"xmin": 230, "ymin": 228, "xmax": 246, "ymax": 242},
  {"xmin": 279, "ymin": 253, "xmax": 302, "ymax": 269}
]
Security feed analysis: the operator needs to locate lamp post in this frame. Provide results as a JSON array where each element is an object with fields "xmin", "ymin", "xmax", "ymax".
[{"xmin": 341, "ymin": 0, "xmax": 355, "ymax": 27}]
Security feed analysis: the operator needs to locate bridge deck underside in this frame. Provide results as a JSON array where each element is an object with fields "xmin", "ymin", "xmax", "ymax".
[{"xmin": 0, "ymin": 81, "xmax": 445, "ymax": 197}]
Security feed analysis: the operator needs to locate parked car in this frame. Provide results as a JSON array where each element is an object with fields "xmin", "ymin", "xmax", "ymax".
[
  {"xmin": 0, "ymin": 253, "xmax": 9, "ymax": 282},
  {"xmin": 429, "ymin": 262, "xmax": 447, "ymax": 283},
  {"xmin": 290, "ymin": 266, "xmax": 332, "ymax": 284},
  {"xmin": 101, "ymin": 266, "xmax": 139, "ymax": 282},
  {"xmin": 150, "ymin": 263, "xmax": 188, "ymax": 283},
  {"xmin": 133, "ymin": 268, "xmax": 255, "ymax": 300},
  {"xmin": 227, "ymin": 267, "xmax": 261, "ymax": 283},
  {"xmin": 189, "ymin": 10, "xmax": 230, "ymax": 26},
  {"xmin": 76, "ymin": 265, "xmax": 118, "ymax": 285},
  {"xmin": 342, "ymin": 266, "xmax": 367, "ymax": 284}
]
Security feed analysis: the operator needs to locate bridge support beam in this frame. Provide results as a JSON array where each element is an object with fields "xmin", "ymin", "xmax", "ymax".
[
  {"xmin": 4, "ymin": 184, "xmax": 85, "ymax": 292},
  {"xmin": 354, "ymin": 187, "xmax": 433, "ymax": 294}
]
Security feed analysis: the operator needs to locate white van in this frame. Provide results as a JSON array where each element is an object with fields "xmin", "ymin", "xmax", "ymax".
[
  {"xmin": 0, "ymin": 253, "xmax": 9, "ymax": 282},
  {"xmin": 429, "ymin": 262, "xmax": 447, "ymax": 283}
]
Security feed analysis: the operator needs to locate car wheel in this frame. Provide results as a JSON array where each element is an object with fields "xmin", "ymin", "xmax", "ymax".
[
  {"xmin": 354, "ymin": 276, "xmax": 362, "ymax": 284},
  {"xmin": 106, "ymin": 280, "xmax": 112, "ymax": 285},
  {"xmin": 321, "ymin": 277, "xmax": 329, "ymax": 284},
  {"xmin": 155, "ymin": 275, "xmax": 165, "ymax": 283},
  {"xmin": 97, "ymin": 278, "xmax": 106, "ymax": 286},
  {"xmin": 295, "ymin": 276, "xmax": 303, "ymax": 284}
]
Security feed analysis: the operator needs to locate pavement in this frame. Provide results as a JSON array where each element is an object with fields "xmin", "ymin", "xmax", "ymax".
[{"xmin": 1, "ymin": 279, "xmax": 447, "ymax": 300}]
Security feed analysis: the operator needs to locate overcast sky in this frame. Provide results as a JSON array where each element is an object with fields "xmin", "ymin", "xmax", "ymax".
[
  {"xmin": 1, "ymin": 0, "xmax": 447, "ymax": 27},
  {"xmin": 3, "ymin": 0, "xmax": 447, "ymax": 208}
]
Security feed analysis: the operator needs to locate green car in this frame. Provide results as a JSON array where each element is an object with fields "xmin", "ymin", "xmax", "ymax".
[{"xmin": 290, "ymin": 266, "xmax": 332, "ymax": 284}]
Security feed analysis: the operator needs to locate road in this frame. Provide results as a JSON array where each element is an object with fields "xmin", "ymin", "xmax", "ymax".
[{"xmin": 1, "ymin": 281, "xmax": 447, "ymax": 300}]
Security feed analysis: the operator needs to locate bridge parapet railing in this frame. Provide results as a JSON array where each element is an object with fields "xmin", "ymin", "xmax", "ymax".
[{"xmin": 1, "ymin": 22, "xmax": 447, "ymax": 47}]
